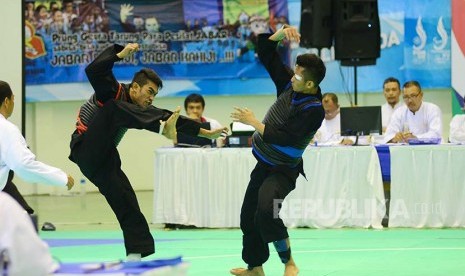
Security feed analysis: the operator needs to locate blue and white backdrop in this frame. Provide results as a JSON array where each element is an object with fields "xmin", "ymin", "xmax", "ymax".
[{"xmin": 25, "ymin": 0, "xmax": 451, "ymax": 102}]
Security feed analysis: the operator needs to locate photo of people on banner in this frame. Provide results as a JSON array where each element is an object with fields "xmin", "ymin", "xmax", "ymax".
[{"xmin": 24, "ymin": 0, "xmax": 289, "ymax": 85}]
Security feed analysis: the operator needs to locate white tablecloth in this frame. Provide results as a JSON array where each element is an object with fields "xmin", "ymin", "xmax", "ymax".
[
  {"xmin": 153, "ymin": 148, "xmax": 256, "ymax": 228},
  {"xmin": 153, "ymin": 147, "xmax": 385, "ymax": 229},
  {"xmin": 389, "ymin": 145, "xmax": 465, "ymax": 227}
]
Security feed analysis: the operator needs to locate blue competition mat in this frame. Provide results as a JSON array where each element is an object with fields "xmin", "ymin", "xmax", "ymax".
[{"xmin": 55, "ymin": 256, "xmax": 184, "ymax": 274}]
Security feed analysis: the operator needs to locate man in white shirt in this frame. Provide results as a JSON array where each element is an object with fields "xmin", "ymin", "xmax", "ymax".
[
  {"xmin": 180, "ymin": 93, "xmax": 226, "ymax": 147},
  {"xmin": 0, "ymin": 80, "xmax": 74, "ymax": 192},
  {"xmin": 0, "ymin": 80, "xmax": 73, "ymax": 274},
  {"xmin": 0, "ymin": 192, "xmax": 58, "ymax": 275},
  {"xmin": 384, "ymin": 81, "xmax": 442, "ymax": 143},
  {"xmin": 449, "ymin": 111, "xmax": 465, "ymax": 143},
  {"xmin": 313, "ymin": 93, "xmax": 353, "ymax": 145},
  {"xmin": 381, "ymin": 77, "xmax": 402, "ymax": 132}
]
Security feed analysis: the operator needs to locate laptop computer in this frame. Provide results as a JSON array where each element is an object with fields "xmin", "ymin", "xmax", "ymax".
[{"xmin": 176, "ymin": 122, "xmax": 213, "ymax": 148}]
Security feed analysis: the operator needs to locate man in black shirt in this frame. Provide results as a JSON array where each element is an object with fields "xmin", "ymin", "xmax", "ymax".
[
  {"xmin": 69, "ymin": 43, "xmax": 225, "ymax": 260},
  {"xmin": 230, "ymin": 25, "xmax": 326, "ymax": 276}
]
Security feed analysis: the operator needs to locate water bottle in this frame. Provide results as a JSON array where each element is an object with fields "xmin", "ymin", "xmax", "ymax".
[{"xmin": 80, "ymin": 177, "xmax": 86, "ymax": 196}]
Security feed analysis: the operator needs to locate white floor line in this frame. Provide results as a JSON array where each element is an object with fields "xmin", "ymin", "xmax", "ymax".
[{"xmin": 184, "ymin": 247, "xmax": 465, "ymax": 260}]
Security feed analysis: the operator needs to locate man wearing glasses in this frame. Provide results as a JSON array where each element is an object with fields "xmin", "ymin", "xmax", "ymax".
[{"xmin": 384, "ymin": 80, "xmax": 442, "ymax": 143}]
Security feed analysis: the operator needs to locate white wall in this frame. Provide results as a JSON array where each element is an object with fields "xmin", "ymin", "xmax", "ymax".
[
  {"xmin": 0, "ymin": 1, "xmax": 22, "ymax": 129},
  {"xmin": 0, "ymin": 1, "xmax": 32, "ymax": 192},
  {"xmin": 23, "ymin": 90, "xmax": 452, "ymax": 195}
]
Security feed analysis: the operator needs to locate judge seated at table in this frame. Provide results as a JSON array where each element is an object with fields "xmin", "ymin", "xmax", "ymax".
[
  {"xmin": 312, "ymin": 93, "xmax": 354, "ymax": 145},
  {"xmin": 384, "ymin": 81, "xmax": 442, "ymax": 143},
  {"xmin": 449, "ymin": 107, "xmax": 465, "ymax": 143},
  {"xmin": 176, "ymin": 93, "xmax": 225, "ymax": 147},
  {"xmin": 381, "ymin": 77, "xmax": 403, "ymax": 133}
]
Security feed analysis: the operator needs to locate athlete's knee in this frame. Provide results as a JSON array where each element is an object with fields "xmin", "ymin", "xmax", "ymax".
[{"xmin": 257, "ymin": 191, "xmax": 281, "ymax": 220}]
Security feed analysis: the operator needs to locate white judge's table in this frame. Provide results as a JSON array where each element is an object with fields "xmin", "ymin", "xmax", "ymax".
[
  {"xmin": 388, "ymin": 144, "xmax": 465, "ymax": 227},
  {"xmin": 153, "ymin": 146, "xmax": 385, "ymax": 229}
]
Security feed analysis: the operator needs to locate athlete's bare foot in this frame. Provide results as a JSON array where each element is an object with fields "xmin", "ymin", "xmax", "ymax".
[
  {"xmin": 284, "ymin": 256, "xmax": 299, "ymax": 276},
  {"xmin": 230, "ymin": 266, "xmax": 265, "ymax": 276},
  {"xmin": 284, "ymin": 263, "xmax": 299, "ymax": 276}
]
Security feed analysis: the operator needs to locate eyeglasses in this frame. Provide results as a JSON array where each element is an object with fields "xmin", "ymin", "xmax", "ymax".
[{"xmin": 403, "ymin": 92, "xmax": 421, "ymax": 101}]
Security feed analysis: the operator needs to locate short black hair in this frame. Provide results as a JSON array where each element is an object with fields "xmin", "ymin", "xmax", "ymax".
[
  {"xmin": 131, "ymin": 68, "xmax": 163, "ymax": 90},
  {"xmin": 184, "ymin": 93, "xmax": 205, "ymax": 110},
  {"xmin": 295, "ymin": 53, "xmax": 326, "ymax": 86},
  {"xmin": 383, "ymin": 77, "xmax": 400, "ymax": 89},
  {"xmin": 403, "ymin": 80, "xmax": 421, "ymax": 91},
  {"xmin": 0, "ymin": 81, "xmax": 13, "ymax": 105}
]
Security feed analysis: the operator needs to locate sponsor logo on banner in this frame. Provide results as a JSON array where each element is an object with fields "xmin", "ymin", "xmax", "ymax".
[
  {"xmin": 404, "ymin": 1, "xmax": 451, "ymax": 88},
  {"xmin": 412, "ymin": 17, "xmax": 427, "ymax": 65},
  {"xmin": 431, "ymin": 17, "xmax": 450, "ymax": 65}
]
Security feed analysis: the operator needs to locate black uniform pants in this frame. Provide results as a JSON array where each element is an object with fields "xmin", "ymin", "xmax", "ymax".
[
  {"xmin": 240, "ymin": 162, "xmax": 300, "ymax": 267},
  {"xmin": 3, "ymin": 171, "xmax": 35, "ymax": 214},
  {"xmin": 69, "ymin": 100, "xmax": 199, "ymax": 257}
]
